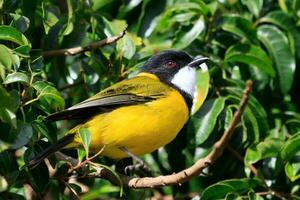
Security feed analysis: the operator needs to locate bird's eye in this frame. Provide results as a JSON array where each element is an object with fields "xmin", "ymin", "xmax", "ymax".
[{"xmin": 164, "ymin": 61, "xmax": 177, "ymax": 68}]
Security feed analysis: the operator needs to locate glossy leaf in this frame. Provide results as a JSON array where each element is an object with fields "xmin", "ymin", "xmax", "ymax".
[
  {"xmin": 241, "ymin": 0, "xmax": 263, "ymax": 17},
  {"xmin": 173, "ymin": 17, "xmax": 205, "ymax": 49},
  {"xmin": 285, "ymin": 161, "xmax": 300, "ymax": 182},
  {"xmin": 280, "ymin": 132, "xmax": 300, "ymax": 161},
  {"xmin": 116, "ymin": 35, "xmax": 136, "ymax": 59},
  {"xmin": 13, "ymin": 45, "xmax": 31, "ymax": 57},
  {"xmin": 81, "ymin": 185, "xmax": 120, "ymax": 200},
  {"xmin": 0, "ymin": 44, "xmax": 13, "ymax": 70},
  {"xmin": 10, "ymin": 123, "xmax": 33, "ymax": 149},
  {"xmin": 0, "ymin": 86, "xmax": 18, "ymax": 128},
  {"xmin": 61, "ymin": 0, "xmax": 74, "ymax": 35},
  {"xmin": 225, "ymin": 44, "xmax": 275, "ymax": 77},
  {"xmin": 0, "ymin": 151, "xmax": 19, "ymax": 185},
  {"xmin": 0, "ymin": 25, "xmax": 29, "ymax": 46},
  {"xmin": 79, "ymin": 128, "xmax": 92, "ymax": 156},
  {"xmin": 259, "ymin": 11, "xmax": 300, "ymax": 59},
  {"xmin": 32, "ymin": 81, "xmax": 65, "ymax": 111},
  {"xmin": 191, "ymin": 97, "xmax": 225, "ymax": 145},
  {"xmin": 245, "ymin": 138, "xmax": 284, "ymax": 166},
  {"xmin": 9, "ymin": 13, "xmax": 30, "ymax": 33},
  {"xmin": 257, "ymin": 25, "xmax": 296, "ymax": 94},
  {"xmin": 222, "ymin": 15, "xmax": 257, "ymax": 43},
  {"xmin": 192, "ymin": 63, "xmax": 210, "ymax": 114},
  {"xmin": 32, "ymin": 119, "xmax": 55, "ymax": 143},
  {"xmin": 201, "ymin": 179, "xmax": 259, "ymax": 200},
  {"xmin": 4, "ymin": 72, "xmax": 29, "ymax": 85}
]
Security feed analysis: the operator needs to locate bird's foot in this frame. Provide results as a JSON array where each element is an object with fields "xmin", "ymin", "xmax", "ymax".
[{"xmin": 124, "ymin": 160, "xmax": 151, "ymax": 177}]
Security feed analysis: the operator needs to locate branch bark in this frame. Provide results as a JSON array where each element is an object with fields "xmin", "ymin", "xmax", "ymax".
[{"xmin": 43, "ymin": 26, "xmax": 128, "ymax": 57}]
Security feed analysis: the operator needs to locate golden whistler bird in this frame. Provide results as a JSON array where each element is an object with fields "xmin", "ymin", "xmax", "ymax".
[{"xmin": 27, "ymin": 50, "xmax": 208, "ymax": 167}]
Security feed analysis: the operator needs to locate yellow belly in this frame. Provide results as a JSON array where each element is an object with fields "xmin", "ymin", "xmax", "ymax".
[{"xmin": 70, "ymin": 90, "xmax": 189, "ymax": 159}]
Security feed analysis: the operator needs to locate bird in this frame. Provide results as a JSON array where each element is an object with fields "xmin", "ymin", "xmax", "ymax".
[{"xmin": 27, "ymin": 50, "xmax": 208, "ymax": 168}]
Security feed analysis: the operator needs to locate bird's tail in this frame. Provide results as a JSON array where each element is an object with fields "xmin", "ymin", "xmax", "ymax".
[{"xmin": 27, "ymin": 134, "xmax": 75, "ymax": 168}]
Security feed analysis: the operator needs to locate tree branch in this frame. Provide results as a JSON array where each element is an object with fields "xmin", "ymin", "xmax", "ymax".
[{"xmin": 43, "ymin": 26, "xmax": 128, "ymax": 57}]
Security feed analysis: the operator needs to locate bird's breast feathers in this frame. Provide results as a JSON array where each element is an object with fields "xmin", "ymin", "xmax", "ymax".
[{"xmin": 69, "ymin": 73, "xmax": 190, "ymax": 159}]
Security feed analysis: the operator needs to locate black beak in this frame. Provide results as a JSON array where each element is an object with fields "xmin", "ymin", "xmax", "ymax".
[{"xmin": 188, "ymin": 56, "xmax": 209, "ymax": 68}]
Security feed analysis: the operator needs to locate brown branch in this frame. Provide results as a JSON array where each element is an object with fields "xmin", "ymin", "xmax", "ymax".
[
  {"xmin": 122, "ymin": 80, "xmax": 253, "ymax": 188},
  {"xmin": 43, "ymin": 26, "xmax": 128, "ymax": 57}
]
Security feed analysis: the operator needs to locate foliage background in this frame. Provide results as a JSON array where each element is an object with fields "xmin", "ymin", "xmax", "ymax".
[{"xmin": 0, "ymin": 0, "xmax": 300, "ymax": 199}]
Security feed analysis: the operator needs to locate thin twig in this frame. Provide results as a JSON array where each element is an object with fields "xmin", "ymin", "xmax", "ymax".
[{"xmin": 43, "ymin": 26, "xmax": 128, "ymax": 57}]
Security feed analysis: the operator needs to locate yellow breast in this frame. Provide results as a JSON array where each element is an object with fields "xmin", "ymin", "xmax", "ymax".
[{"xmin": 70, "ymin": 77, "xmax": 189, "ymax": 159}]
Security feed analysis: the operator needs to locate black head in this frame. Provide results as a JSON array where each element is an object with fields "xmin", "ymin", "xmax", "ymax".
[{"xmin": 140, "ymin": 50, "xmax": 207, "ymax": 82}]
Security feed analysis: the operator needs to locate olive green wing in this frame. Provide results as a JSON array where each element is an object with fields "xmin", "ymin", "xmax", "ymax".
[{"xmin": 45, "ymin": 76, "xmax": 169, "ymax": 121}]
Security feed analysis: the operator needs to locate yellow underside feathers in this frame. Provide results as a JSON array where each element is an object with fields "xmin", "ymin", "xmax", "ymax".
[{"xmin": 67, "ymin": 73, "xmax": 189, "ymax": 159}]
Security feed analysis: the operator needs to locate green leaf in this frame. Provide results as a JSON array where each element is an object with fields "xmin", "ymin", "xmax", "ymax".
[
  {"xmin": 61, "ymin": 0, "xmax": 74, "ymax": 35},
  {"xmin": 0, "ymin": 25, "xmax": 30, "ymax": 46},
  {"xmin": 0, "ymin": 86, "xmax": 18, "ymax": 128},
  {"xmin": 257, "ymin": 25, "xmax": 296, "ymax": 94},
  {"xmin": 32, "ymin": 81, "xmax": 65, "ymax": 112},
  {"xmin": 285, "ymin": 161, "xmax": 300, "ymax": 182},
  {"xmin": 32, "ymin": 119, "xmax": 56, "ymax": 143},
  {"xmin": 0, "ymin": 44, "xmax": 13, "ymax": 70},
  {"xmin": 0, "ymin": 150, "xmax": 19, "ymax": 185},
  {"xmin": 223, "ymin": 86, "xmax": 269, "ymax": 138},
  {"xmin": 190, "ymin": 97, "xmax": 225, "ymax": 145},
  {"xmin": 116, "ymin": 35, "xmax": 136, "ymax": 59},
  {"xmin": 10, "ymin": 123, "xmax": 33, "ymax": 149},
  {"xmin": 201, "ymin": 179, "xmax": 259, "ymax": 200},
  {"xmin": 225, "ymin": 44, "xmax": 275, "ymax": 77},
  {"xmin": 81, "ymin": 185, "xmax": 120, "ymax": 200},
  {"xmin": 192, "ymin": 63, "xmax": 210, "ymax": 114},
  {"xmin": 222, "ymin": 15, "xmax": 257, "ymax": 43},
  {"xmin": 79, "ymin": 128, "xmax": 92, "ymax": 156},
  {"xmin": 77, "ymin": 148, "xmax": 86, "ymax": 163},
  {"xmin": 41, "ymin": 4, "xmax": 59, "ymax": 34},
  {"xmin": 9, "ymin": 13, "xmax": 30, "ymax": 33},
  {"xmin": 4, "ymin": 72, "xmax": 29, "ymax": 85},
  {"xmin": 259, "ymin": 10, "xmax": 300, "ymax": 59},
  {"xmin": 173, "ymin": 17, "xmax": 205, "ymax": 49},
  {"xmin": 28, "ymin": 162, "xmax": 49, "ymax": 192},
  {"xmin": 245, "ymin": 138, "xmax": 284, "ymax": 166},
  {"xmin": 280, "ymin": 132, "xmax": 300, "ymax": 161},
  {"xmin": 13, "ymin": 45, "xmax": 31, "ymax": 57},
  {"xmin": 241, "ymin": 0, "xmax": 263, "ymax": 17}
]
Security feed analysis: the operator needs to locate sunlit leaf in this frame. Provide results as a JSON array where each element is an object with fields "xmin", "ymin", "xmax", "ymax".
[
  {"xmin": 241, "ymin": 0, "xmax": 263, "ymax": 17},
  {"xmin": 257, "ymin": 25, "xmax": 296, "ymax": 94},
  {"xmin": 192, "ymin": 63, "xmax": 210, "ymax": 114},
  {"xmin": 0, "ymin": 25, "xmax": 29, "ymax": 46},
  {"xmin": 190, "ymin": 97, "xmax": 225, "ymax": 145},
  {"xmin": 280, "ymin": 132, "xmax": 300, "ymax": 161},
  {"xmin": 4, "ymin": 72, "xmax": 29, "ymax": 85},
  {"xmin": 225, "ymin": 44, "xmax": 275, "ymax": 77},
  {"xmin": 259, "ymin": 11, "xmax": 300, "ymax": 59},
  {"xmin": 173, "ymin": 17, "xmax": 205, "ymax": 49},
  {"xmin": 222, "ymin": 15, "xmax": 257, "ymax": 43},
  {"xmin": 245, "ymin": 138, "xmax": 284, "ymax": 166},
  {"xmin": 79, "ymin": 128, "xmax": 92, "ymax": 156}
]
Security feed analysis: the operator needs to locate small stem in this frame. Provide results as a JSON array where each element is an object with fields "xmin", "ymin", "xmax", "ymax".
[
  {"xmin": 22, "ymin": 97, "xmax": 39, "ymax": 107},
  {"xmin": 43, "ymin": 26, "xmax": 128, "ymax": 57}
]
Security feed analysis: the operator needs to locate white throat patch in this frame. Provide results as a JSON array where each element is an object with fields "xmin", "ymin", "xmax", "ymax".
[{"xmin": 171, "ymin": 66, "xmax": 196, "ymax": 96}]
